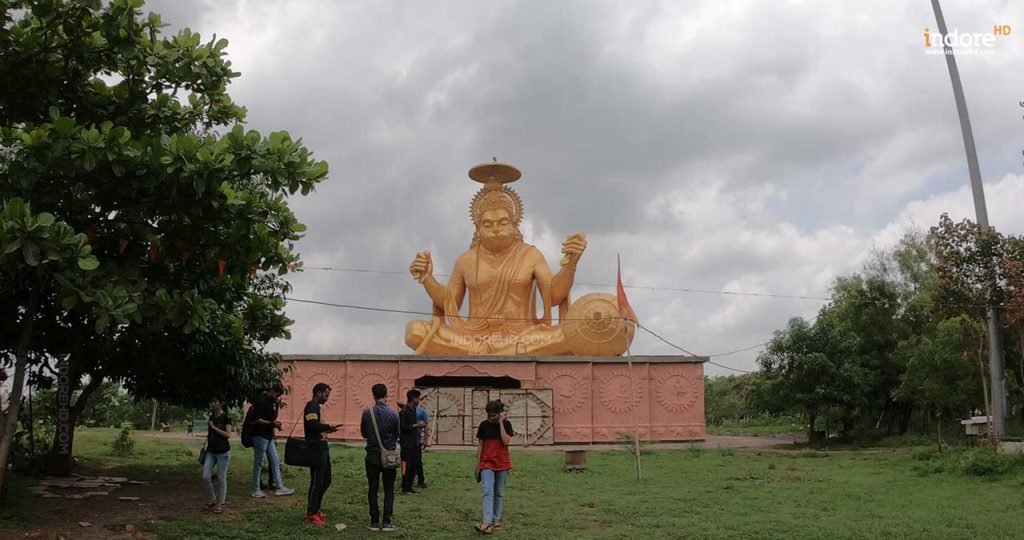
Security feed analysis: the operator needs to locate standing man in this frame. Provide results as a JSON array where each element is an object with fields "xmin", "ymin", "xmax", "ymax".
[
  {"xmin": 303, "ymin": 383, "xmax": 342, "ymax": 526},
  {"xmin": 250, "ymin": 382, "xmax": 294, "ymax": 498},
  {"xmin": 361, "ymin": 383, "xmax": 400, "ymax": 532},
  {"xmin": 399, "ymin": 389, "xmax": 425, "ymax": 495},
  {"xmin": 415, "ymin": 402, "xmax": 430, "ymax": 489}
]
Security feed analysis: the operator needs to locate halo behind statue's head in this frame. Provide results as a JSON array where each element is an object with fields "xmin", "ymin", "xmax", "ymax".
[{"xmin": 468, "ymin": 159, "xmax": 524, "ymax": 228}]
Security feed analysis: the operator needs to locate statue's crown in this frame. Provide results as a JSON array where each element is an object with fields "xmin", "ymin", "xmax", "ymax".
[{"xmin": 468, "ymin": 158, "xmax": 524, "ymax": 227}]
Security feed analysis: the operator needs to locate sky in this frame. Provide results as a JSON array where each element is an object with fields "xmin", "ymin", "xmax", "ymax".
[{"xmin": 146, "ymin": 0, "xmax": 1024, "ymax": 375}]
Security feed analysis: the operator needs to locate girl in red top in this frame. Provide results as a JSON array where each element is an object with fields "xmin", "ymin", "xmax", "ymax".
[{"xmin": 474, "ymin": 400, "xmax": 514, "ymax": 534}]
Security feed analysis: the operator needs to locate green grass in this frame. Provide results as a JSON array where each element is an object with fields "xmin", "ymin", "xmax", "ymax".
[{"xmin": 4, "ymin": 428, "xmax": 1024, "ymax": 539}]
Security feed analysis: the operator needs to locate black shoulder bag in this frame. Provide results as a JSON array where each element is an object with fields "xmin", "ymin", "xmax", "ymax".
[{"xmin": 284, "ymin": 416, "xmax": 327, "ymax": 468}]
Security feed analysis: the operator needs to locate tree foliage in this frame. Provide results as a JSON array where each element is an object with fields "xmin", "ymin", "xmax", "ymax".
[
  {"xmin": 754, "ymin": 315, "xmax": 872, "ymax": 441},
  {"xmin": 750, "ymin": 227, "xmax": 1008, "ymax": 443},
  {"xmin": 704, "ymin": 373, "xmax": 759, "ymax": 425},
  {"xmin": 893, "ymin": 316, "xmax": 979, "ymax": 438},
  {"xmin": 0, "ymin": 0, "xmax": 329, "ymax": 484}
]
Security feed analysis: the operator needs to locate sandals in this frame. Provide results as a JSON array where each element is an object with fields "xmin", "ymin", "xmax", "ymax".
[
  {"xmin": 203, "ymin": 502, "xmax": 217, "ymax": 512},
  {"xmin": 213, "ymin": 504, "xmax": 224, "ymax": 514},
  {"xmin": 493, "ymin": 521, "xmax": 504, "ymax": 530},
  {"xmin": 474, "ymin": 523, "xmax": 494, "ymax": 534}
]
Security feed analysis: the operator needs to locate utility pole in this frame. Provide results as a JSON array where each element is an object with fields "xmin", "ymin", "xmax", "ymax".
[{"xmin": 929, "ymin": 0, "xmax": 1005, "ymax": 436}]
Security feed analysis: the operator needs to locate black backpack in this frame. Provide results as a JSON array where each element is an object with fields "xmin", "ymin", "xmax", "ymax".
[{"xmin": 240, "ymin": 405, "xmax": 256, "ymax": 449}]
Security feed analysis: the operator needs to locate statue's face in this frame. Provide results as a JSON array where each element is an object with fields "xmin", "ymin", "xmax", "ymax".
[{"xmin": 478, "ymin": 208, "xmax": 515, "ymax": 252}]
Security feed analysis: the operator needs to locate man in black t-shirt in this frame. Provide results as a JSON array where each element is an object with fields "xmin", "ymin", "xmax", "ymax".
[
  {"xmin": 249, "ymin": 382, "xmax": 294, "ymax": 498},
  {"xmin": 399, "ymin": 389, "xmax": 426, "ymax": 495},
  {"xmin": 303, "ymin": 383, "xmax": 341, "ymax": 526}
]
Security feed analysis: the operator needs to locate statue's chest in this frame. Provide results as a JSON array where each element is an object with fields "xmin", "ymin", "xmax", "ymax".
[{"xmin": 465, "ymin": 257, "xmax": 534, "ymax": 289}]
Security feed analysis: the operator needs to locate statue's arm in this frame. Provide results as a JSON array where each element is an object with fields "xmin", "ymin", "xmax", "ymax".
[
  {"xmin": 551, "ymin": 264, "xmax": 575, "ymax": 305},
  {"xmin": 421, "ymin": 257, "xmax": 466, "ymax": 312},
  {"xmin": 421, "ymin": 270, "xmax": 454, "ymax": 311},
  {"xmin": 552, "ymin": 233, "xmax": 585, "ymax": 304},
  {"xmin": 420, "ymin": 274, "xmax": 443, "ymax": 310},
  {"xmin": 531, "ymin": 250, "xmax": 554, "ymax": 325},
  {"xmin": 448, "ymin": 261, "xmax": 467, "ymax": 310}
]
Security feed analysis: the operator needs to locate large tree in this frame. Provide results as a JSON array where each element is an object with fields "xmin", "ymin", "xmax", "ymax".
[
  {"xmin": 999, "ymin": 234, "xmax": 1024, "ymax": 395},
  {"xmin": 893, "ymin": 316, "xmax": 981, "ymax": 447},
  {"xmin": 754, "ymin": 315, "xmax": 873, "ymax": 442},
  {"xmin": 930, "ymin": 214, "xmax": 1023, "ymax": 421},
  {"xmin": 827, "ymin": 274, "xmax": 905, "ymax": 433},
  {"xmin": 0, "ymin": 0, "xmax": 328, "ymax": 484}
]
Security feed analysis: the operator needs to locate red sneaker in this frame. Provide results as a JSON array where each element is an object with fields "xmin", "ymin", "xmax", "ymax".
[
  {"xmin": 316, "ymin": 512, "xmax": 327, "ymax": 520},
  {"xmin": 304, "ymin": 513, "xmax": 327, "ymax": 526}
]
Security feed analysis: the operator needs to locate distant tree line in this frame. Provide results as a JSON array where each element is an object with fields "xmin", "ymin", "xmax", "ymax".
[
  {"xmin": 706, "ymin": 216, "xmax": 1024, "ymax": 444},
  {"xmin": 25, "ymin": 381, "xmax": 207, "ymax": 431}
]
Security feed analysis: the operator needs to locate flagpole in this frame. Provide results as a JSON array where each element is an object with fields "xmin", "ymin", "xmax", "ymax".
[
  {"xmin": 616, "ymin": 254, "xmax": 642, "ymax": 480},
  {"xmin": 626, "ymin": 320, "xmax": 642, "ymax": 480}
]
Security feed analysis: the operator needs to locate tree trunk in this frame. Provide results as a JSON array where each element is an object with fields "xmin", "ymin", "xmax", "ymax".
[
  {"xmin": 0, "ymin": 282, "xmax": 39, "ymax": 498},
  {"xmin": 936, "ymin": 412, "xmax": 943, "ymax": 452},
  {"xmin": 150, "ymin": 399, "xmax": 159, "ymax": 431},
  {"xmin": 807, "ymin": 412, "xmax": 817, "ymax": 444},
  {"xmin": 47, "ymin": 375, "xmax": 103, "ymax": 476},
  {"xmin": 898, "ymin": 405, "xmax": 912, "ymax": 435}
]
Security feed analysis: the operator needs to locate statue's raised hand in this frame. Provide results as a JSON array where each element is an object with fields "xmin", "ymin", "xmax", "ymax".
[
  {"xmin": 560, "ymin": 232, "xmax": 587, "ymax": 266},
  {"xmin": 410, "ymin": 251, "xmax": 433, "ymax": 283}
]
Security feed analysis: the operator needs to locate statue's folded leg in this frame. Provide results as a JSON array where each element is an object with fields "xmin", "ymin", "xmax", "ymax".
[
  {"xmin": 405, "ymin": 319, "xmax": 476, "ymax": 355},
  {"xmin": 506, "ymin": 326, "xmax": 570, "ymax": 355}
]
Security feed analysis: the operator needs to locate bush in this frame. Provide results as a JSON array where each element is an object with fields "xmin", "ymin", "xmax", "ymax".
[
  {"xmin": 958, "ymin": 447, "xmax": 1018, "ymax": 477},
  {"xmin": 110, "ymin": 427, "xmax": 136, "ymax": 457},
  {"xmin": 909, "ymin": 451, "xmax": 952, "ymax": 476},
  {"xmin": 913, "ymin": 449, "xmax": 939, "ymax": 461},
  {"xmin": 9, "ymin": 421, "xmax": 55, "ymax": 475}
]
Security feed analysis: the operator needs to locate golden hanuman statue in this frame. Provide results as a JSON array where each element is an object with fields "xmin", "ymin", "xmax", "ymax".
[{"xmin": 405, "ymin": 159, "xmax": 635, "ymax": 356}]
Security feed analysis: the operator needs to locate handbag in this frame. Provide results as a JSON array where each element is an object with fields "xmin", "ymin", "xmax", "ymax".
[
  {"xmin": 369, "ymin": 406, "xmax": 400, "ymax": 470},
  {"xmin": 283, "ymin": 417, "xmax": 327, "ymax": 468},
  {"xmin": 198, "ymin": 443, "xmax": 208, "ymax": 466}
]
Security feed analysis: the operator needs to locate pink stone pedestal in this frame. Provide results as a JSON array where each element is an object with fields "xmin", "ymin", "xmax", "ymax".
[{"xmin": 278, "ymin": 354, "xmax": 706, "ymax": 444}]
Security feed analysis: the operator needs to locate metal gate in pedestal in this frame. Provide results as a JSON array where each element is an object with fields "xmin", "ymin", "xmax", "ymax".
[{"xmin": 419, "ymin": 388, "xmax": 553, "ymax": 446}]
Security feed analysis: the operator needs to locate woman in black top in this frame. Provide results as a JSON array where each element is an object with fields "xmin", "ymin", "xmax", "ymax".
[{"xmin": 202, "ymin": 395, "xmax": 233, "ymax": 513}]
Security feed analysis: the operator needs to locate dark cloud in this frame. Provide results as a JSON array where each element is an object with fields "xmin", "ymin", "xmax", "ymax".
[{"xmin": 140, "ymin": 0, "xmax": 1024, "ymax": 374}]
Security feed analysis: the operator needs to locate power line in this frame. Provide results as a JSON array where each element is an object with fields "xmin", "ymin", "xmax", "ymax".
[
  {"xmin": 297, "ymin": 266, "xmax": 1024, "ymax": 312},
  {"xmin": 705, "ymin": 341, "xmax": 771, "ymax": 359},
  {"xmin": 634, "ymin": 323, "xmax": 757, "ymax": 375},
  {"xmin": 302, "ymin": 265, "xmax": 830, "ymax": 301},
  {"xmin": 281, "ymin": 295, "xmax": 757, "ymax": 373}
]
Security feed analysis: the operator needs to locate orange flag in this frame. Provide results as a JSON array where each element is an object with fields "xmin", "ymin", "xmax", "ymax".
[{"xmin": 616, "ymin": 255, "xmax": 638, "ymax": 324}]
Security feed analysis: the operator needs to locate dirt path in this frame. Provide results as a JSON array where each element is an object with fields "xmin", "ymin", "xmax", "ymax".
[{"xmin": 0, "ymin": 467, "xmax": 291, "ymax": 540}]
